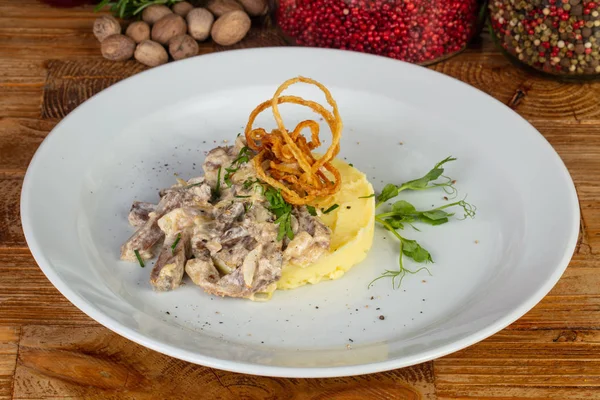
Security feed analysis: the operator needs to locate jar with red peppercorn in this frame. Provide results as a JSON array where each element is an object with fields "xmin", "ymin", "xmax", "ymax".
[
  {"xmin": 490, "ymin": 0, "xmax": 600, "ymax": 78},
  {"xmin": 273, "ymin": 0, "xmax": 483, "ymax": 65}
]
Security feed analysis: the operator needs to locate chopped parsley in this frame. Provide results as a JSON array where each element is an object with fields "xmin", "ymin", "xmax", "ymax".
[
  {"xmin": 171, "ymin": 233, "xmax": 181, "ymax": 255},
  {"xmin": 134, "ymin": 250, "xmax": 145, "ymax": 268},
  {"xmin": 264, "ymin": 186, "xmax": 294, "ymax": 241},
  {"xmin": 224, "ymin": 146, "xmax": 252, "ymax": 187},
  {"xmin": 184, "ymin": 182, "xmax": 204, "ymax": 189},
  {"xmin": 322, "ymin": 204, "xmax": 339, "ymax": 214},
  {"xmin": 306, "ymin": 205, "xmax": 317, "ymax": 216},
  {"xmin": 211, "ymin": 166, "xmax": 222, "ymax": 202}
]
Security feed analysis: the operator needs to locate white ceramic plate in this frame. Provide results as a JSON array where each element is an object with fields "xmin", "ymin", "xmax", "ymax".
[{"xmin": 21, "ymin": 48, "xmax": 579, "ymax": 378}]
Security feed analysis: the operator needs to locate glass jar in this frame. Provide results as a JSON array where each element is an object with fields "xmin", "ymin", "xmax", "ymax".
[
  {"xmin": 273, "ymin": 0, "xmax": 482, "ymax": 65},
  {"xmin": 490, "ymin": 0, "xmax": 600, "ymax": 78}
]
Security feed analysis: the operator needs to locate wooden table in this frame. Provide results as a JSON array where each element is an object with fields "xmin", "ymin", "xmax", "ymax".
[{"xmin": 1, "ymin": 1, "xmax": 598, "ymax": 398}]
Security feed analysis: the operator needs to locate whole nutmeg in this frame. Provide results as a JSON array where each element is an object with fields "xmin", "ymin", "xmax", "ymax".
[
  {"xmin": 101, "ymin": 34, "xmax": 135, "ymax": 61},
  {"xmin": 211, "ymin": 10, "xmax": 251, "ymax": 46},
  {"xmin": 135, "ymin": 40, "xmax": 169, "ymax": 67},
  {"xmin": 187, "ymin": 8, "xmax": 214, "ymax": 41},
  {"xmin": 207, "ymin": 0, "xmax": 243, "ymax": 17},
  {"xmin": 142, "ymin": 4, "xmax": 172, "ymax": 25},
  {"xmin": 125, "ymin": 21, "xmax": 150, "ymax": 43},
  {"xmin": 169, "ymin": 34, "xmax": 199, "ymax": 60},
  {"xmin": 152, "ymin": 14, "xmax": 187, "ymax": 45},
  {"xmin": 172, "ymin": 1, "xmax": 194, "ymax": 17},
  {"xmin": 93, "ymin": 15, "xmax": 121, "ymax": 42},
  {"xmin": 238, "ymin": 0, "xmax": 268, "ymax": 16}
]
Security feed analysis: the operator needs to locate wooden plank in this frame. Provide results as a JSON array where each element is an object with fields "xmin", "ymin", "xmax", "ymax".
[
  {"xmin": 431, "ymin": 54, "xmax": 600, "ymax": 123},
  {"xmin": 435, "ymin": 329, "xmax": 600, "ymax": 399},
  {"xmin": 41, "ymin": 59, "xmax": 147, "ymax": 119},
  {"xmin": 0, "ymin": 251, "xmax": 93, "ymax": 326},
  {"xmin": 0, "ymin": 86, "xmax": 42, "ymax": 119},
  {"xmin": 0, "ymin": 326, "xmax": 20, "ymax": 400},
  {"xmin": 13, "ymin": 325, "xmax": 435, "ymax": 399},
  {"xmin": 0, "ymin": 118, "xmax": 55, "ymax": 171},
  {"xmin": 0, "ymin": 172, "xmax": 25, "ymax": 249}
]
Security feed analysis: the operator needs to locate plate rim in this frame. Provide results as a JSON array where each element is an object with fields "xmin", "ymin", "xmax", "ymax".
[{"xmin": 21, "ymin": 47, "xmax": 580, "ymax": 378}]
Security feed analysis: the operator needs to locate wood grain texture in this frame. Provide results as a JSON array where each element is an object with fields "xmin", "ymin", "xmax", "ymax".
[
  {"xmin": 42, "ymin": 59, "xmax": 147, "ymax": 119},
  {"xmin": 0, "ymin": 251, "xmax": 94, "ymax": 326},
  {"xmin": 13, "ymin": 326, "xmax": 435, "ymax": 399},
  {"xmin": 431, "ymin": 53, "xmax": 600, "ymax": 123},
  {"xmin": 0, "ymin": 119, "xmax": 55, "ymax": 171},
  {"xmin": 435, "ymin": 329, "xmax": 600, "ymax": 399},
  {"xmin": 0, "ymin": 327, "xmax": 19, "ymax": 400},
  {"xmin": 0, "ymin": 173, "xmax": 25, "ymax": 249}
]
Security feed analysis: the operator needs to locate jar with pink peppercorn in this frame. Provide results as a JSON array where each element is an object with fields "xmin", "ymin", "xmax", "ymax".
[
  {"xmin": 490, "ymin": 0, "xmax": 600, "ymax": 78},
  {"xmin": 272, "ymin": 0, "xmax": 484, "ymax": 65}
]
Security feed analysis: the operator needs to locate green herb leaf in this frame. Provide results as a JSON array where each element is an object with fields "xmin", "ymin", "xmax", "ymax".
[
  {"xmin": 358, "ymin": 193, "xmax": 375, "ymax": 199},
  {"xmin": 94, "ymin": 0, "xmax": 183, "ymax": 18},
  {"xmin": 243, "ymin": 178, "xmax": 259, "ymax": 189},
  {"xmin": 286, "ymin": 217, "xmax": 294, "ymax": 240},
  {"xmin": 94, "ymin": 0, "xmax": 111, "ymax": 12},
  {"xmin": 134, "ymin": 249, "xmax": 145, "ymax": 268},
  {"xmin": 375, "ymin": 157, "xmax": 458, "ymax": 208},
  {"xmin": 399, "ymin": 156, "xmax": 456, "ymax": 191},
  {"xmin": 368, "ymin": 232, "xmax": 432, "ymax": 290},
  {"xmin": 422, "ymin": 210, "xmax": 450, "ymax": 220},
  {"xmin": 401, "ymin": 238, "xmax": 433, "ymax": 263},
  {"xmin": 392, "ymin": 200, "xmax": 416, "ymax": 214},
  {"xmin": 386, "ymin": 218, "xmax": 404, "ymax": 229},
  {"xmin": 211, "ymin": 167, "xmax": 222, "ymax": 202},
  {"xmin": 418, "ymin": 215, "xmax": 450, "ymax": 226},
  {"xmin": 171, "ymin": 233, "xmax": 181, "ymax": 255},
  {"xmin": 277, "ymin": 219, "xmax": 287, "ymax": 241},
  {"xmin": 223, "ymin": 146, "xmax": 252, "ymax": 187},
  {"xmin": 376, "ymin": 184, "xmax": 399, "ymax": 205},
  {"xmin": 265, "ymin": 186, "xmax": 294, "ymax": 241},
  {"xmin": 322, "ymin": 204, "xmax": 339, "ymax": 214},
  {"xmin": 184, "ymin": 182, "xmax": 204, "ymax": 189},
  {"xmin": 306, "ymin": 205, "xmax": 317, "ymax": 216}
]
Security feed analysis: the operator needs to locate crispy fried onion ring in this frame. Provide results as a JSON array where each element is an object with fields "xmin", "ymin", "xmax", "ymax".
[{"xmin": 244, "ymin": 77, "xmax": 342, "ymax": 205}]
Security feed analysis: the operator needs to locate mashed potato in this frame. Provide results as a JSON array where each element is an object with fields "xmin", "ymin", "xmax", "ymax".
[{"xmin": 277, "ymin": 159, "xmax": 375, "ymax": 290}]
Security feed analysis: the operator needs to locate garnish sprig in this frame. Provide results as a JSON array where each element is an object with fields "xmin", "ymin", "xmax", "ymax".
[
  {"xmin": 370, "ymin": 156, "xmax": 476, "ymax": 289},
  {"xmin": 376, "ymin": 156, "xmax": 457, "ymax": 208},
  {"xmin": 369, "ymin": 218, "xmax": 432, "ymax": 289}
]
